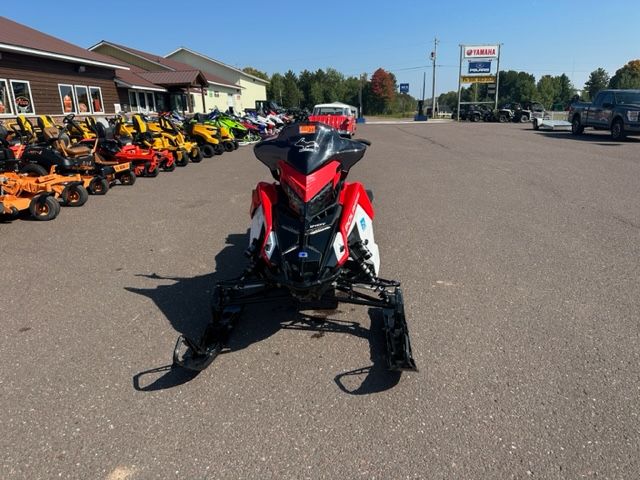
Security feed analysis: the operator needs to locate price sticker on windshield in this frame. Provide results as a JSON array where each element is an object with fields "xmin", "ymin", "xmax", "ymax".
[{"xmin": 299, "ymin": 125, "xmax": 316, "ymax": 134}]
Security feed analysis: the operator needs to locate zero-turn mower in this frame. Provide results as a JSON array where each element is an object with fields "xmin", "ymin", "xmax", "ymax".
[
  {"xmin": 83, "ymin": 117, "xmax": 168, "ymax": 177},
  {"xmin": 148, "ymin": 114, "xmax": 202, "ymax": 163},
  {"xmin": 13, "ymin": 115, "xmax": 135, "ymax": 194},
  {"xmin": 130, "ymin": 114, "xmax": 188, "ymax": 167}
]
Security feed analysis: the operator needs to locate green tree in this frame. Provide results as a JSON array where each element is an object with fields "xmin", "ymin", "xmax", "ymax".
[
  {"xmin": 342, "ymin": 76, "xmax": 362, "ymax": 107},
  {"xmin": 309, "ymin": 81, "xmax": 324, "ymax": 107},
  {"xmin": 537, "ymin": 75, "xmax": 559, "ymax": 109},
  {"xmin": 281, "ymin": 70, "xmax": 302, "ymax": 107},
  {"xmin": 242, "ymin": 67, "xmax": 269, "ymax": 82},
  {"xmin": 438, "ymin": 91, "xmax": 459, "ymax": 111},
  {"xmin": 498, "ymin": 70, "xmax": 536, "ymax": 105},
  {"xmin": 609, "ymin": 60, "xmax": 640, "ymax": 89},
  {"xmin": 584, "ymin": 68, "xmax": 609, "ymax": 99},
  {"xmin": 555, "ymin": 74, "xmax": 574, "ymax": 107},
  {"xmin": 322, "ymin": 68, "xmax": 346, "ymax": 103},
  {"xmin": 267, "ymin": 73, "xmax": 285, "ymax": 104}
]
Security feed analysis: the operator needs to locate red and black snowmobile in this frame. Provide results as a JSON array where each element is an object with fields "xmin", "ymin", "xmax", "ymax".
[
  {"xmin": 173, "ymin": 122, "xmax": 417, "ymax": 372},
  {"xmin": 80, "ymin": 117, "xmax": 172, "ymax": 177}
]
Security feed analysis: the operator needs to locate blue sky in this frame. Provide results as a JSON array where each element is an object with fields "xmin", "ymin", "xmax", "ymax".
[{"xmin": 7, "ymin": 0, "xmax": 640, "ymax": 98}]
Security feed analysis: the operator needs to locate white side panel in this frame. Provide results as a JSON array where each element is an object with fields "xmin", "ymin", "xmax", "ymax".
[
  {"xmin": 332, "ymin": 231, "xmax": 346, "ymax": 263},
  {"xmin": 351, "ymin": 205, "xmax": 380, "ymax": 276},
  {"xmin": 264, "ymin": 231, "xmax": 277, "ymax": 260},
  {"xmin": 249, "ymin": 205, "xmax": 265, "ymax": 246},
  {"xmin": 249, "ymin": 205, "xmax": 277, "ymax": 260}
]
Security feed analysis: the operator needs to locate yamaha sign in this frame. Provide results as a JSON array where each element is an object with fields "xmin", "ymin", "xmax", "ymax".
[{"xmin": 464, "ymin": 45, "xmax": 498, "ymax": 58}]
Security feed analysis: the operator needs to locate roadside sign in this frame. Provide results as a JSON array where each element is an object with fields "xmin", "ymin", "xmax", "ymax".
[
  {"xmin": 487, "ymin": 83, "xmax": 496, "ymax": 94},
  {"xmin": 468, "ymin": 61, "xmax": 491, "ymax": 74},
  {"xmin": 464, "ymin": 45, "xmax": 499, "ymax": 58},
  {"xmin": 460, "ymin": 75, "xmax": 496, "ymax": 84},
  {"xmin": 399, "ymin": 83, "xmax": 409, "ymax": 94}
]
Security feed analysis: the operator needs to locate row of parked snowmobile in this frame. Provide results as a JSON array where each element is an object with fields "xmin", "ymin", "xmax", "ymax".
[{"xmin": 0, "ymin": 111, "xmax": 247, "ymax": 222}]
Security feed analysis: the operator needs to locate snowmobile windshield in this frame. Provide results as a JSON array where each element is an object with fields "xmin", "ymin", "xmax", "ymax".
[{"xmin": 254, "ymin": 122, "xmax": 366, "ymax": 175}]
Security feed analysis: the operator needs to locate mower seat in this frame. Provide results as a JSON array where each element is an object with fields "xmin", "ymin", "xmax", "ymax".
[
  {"xmin": 0, "ymin": 124, "xmax": 20, "ymax": 146},
  {"xmin": 65, "ymin": 145, "xmax": 93, "ymax": 157},
  {"xmin": 42, "ymin": 127, "xmax": 92, "ymax": 157},
  {"xmin": 93, "ymin": 151, "xmax": 118, "ymax": 166}
]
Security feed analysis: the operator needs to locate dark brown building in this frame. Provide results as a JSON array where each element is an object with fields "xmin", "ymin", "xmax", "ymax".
[{"xmin": 0, "ymin": 16, "xmax": 128, "ymax": 119}]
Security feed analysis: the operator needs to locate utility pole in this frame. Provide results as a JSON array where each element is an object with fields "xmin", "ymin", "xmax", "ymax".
[
  {"xmin": 430, "ymin": 37, "xmax": 438, "ymax": 119},
  {"xmin": 358, "ymin": 73, "xmax": 364, "ymax": 120}
]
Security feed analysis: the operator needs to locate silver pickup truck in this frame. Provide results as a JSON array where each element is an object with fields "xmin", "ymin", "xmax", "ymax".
[{"xmin": 567, "ymin": 89, "xmax": 640, "ymax": 140}]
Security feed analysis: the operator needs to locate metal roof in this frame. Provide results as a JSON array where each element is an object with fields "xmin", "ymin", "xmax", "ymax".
[
  {"xmin": 90, "ymin": 41, "xmax": 237, "ymax": 89},
  {"xmin": 115, "ymin": 69, "xmax": 167, "ymax": 92},
  {"xmin": 165, "ymin": 47, "xmax": 270, "ymax": 85},
  {"xmin": 137, "ymin": 70, "xmax": 208, "ymax": 87},
  {"xmin": 0, "ymin": 16, "xmax": 128, "ymax": 70}
]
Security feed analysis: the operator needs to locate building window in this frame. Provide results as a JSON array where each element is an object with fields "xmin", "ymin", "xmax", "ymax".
[
  {"xmin": 10, "ymin": 80, "xmax": 35, "ymax": 114},
  {"xmin": 214, "ymin": 91, "xmax": 220, "ymax": 97},
  {"xmin": 138, "ymin": 91, "xmax": 147, "ymax": 110},
  {"xmin": 126, "ymin": 90, "xmax": 157, "ymax": 113},
  {"xmin": 146, "ymin": 92, "xmax": 156, "ymax": 112},
  {"xmin": 89, "ymin": 87, "xmax": 104, "ymax": 114},
  {"xmin": 155, "ymin": 93, "xmax": 166, "ymax": 112},
  {"xmin": 0, "ymin": 79, "xmax": 13, "ymax": 116},
  {"xmin": 58, "ymin": 84, "xmax": 77, "ymax": 114},
  {"xmin": 129, "ymin": 91, "xmax": 138, "ymax": 110},
  {"xmin": 75, "ymin": 86, "xmax": 90, "ymax": 113}
]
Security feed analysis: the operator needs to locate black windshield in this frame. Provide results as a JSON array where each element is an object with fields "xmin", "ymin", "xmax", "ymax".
[{"xmin": 254, "ymin": 122, "xmax": 366, "ymax": 175}]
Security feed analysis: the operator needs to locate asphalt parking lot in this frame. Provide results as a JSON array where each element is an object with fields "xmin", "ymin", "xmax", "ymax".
[{"xmin": 2, "ymin": 122, "xmax": 639, "ymax": 479}]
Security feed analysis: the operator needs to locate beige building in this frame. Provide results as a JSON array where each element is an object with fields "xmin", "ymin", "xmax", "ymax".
[
  {"xmin": 89, "ymin": 41, "xmax": 239, "ymax": 114},
  {"xmin": 165, "ymin": 47, "xmax": 268, "ymax": 113}
]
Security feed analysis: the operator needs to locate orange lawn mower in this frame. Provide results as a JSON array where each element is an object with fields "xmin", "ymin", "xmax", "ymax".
[
  {"xmin": 0, "ymin": 136, "xmax": 88, "ymax": 206},
  {"xmin": 0, "ymin": 144, "xmax": 89, "ymax": 221},
  {"xmin": 1, "ymin": 182, "xmax": 60, "ymax": 221}
]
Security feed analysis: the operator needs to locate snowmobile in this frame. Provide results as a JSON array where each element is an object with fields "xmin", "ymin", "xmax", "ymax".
[{"xmin": 173, "ymin": 122, "xmax": 417, "ymax": 372}]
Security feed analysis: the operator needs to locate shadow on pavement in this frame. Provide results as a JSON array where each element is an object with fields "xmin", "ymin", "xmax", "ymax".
[
  {"xmin": 129, "ymin": 232, "xmax": 403, "ymax": 394},
  {"xmin": 126, "ymin": 232, "xmax": 248, "ymax": 340},
  {"xmin": 533, "ymin": 130, "xmax": 640, "ymax": 145}
]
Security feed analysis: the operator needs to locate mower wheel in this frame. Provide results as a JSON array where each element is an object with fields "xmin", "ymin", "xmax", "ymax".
[
  {"xmin": 214, "ymin": 144, "xmax": 224, "ymax": 155},
  {"xmin": 200, "ymin": 144, "xmax": 215, "ymax": 158},
  {"xmin": 61, "ymin": 184, "xmax": 89, "ymax": 207},
  {"xmin": 20, "ymin": 163, "xmax": 49, "ymax": 177},
  {"xmin": 161, "ymin": 160, "xmax": 175, "ymax": 172},
  {"xmin": 176, "ymin": 149, "xmax": 189, "ymax": 166},
  {"xmin": 0, "ymin": 206, "xmax": 20, "ymax": 221},
  {"xmin": 88, "ymin": 177, "xmax": 110, "ymax": 195},
  {"xmin": 223, "ymin": 142, "xmax": 234, "ymax": 152},
  {"xmin": 232, "ymin": 140, "xmax": 239, "ymax": 150},
  {"xmin": 119, "ymin": 170, "xmax": 136, "ymax": 186},
  {"xmin": 144, "ymin": 161, "xmax": 160, "ymax": 177},
  {"xmin": 29, "ymin": 195, "xmax": 59, "ymax": 221},
  {"xmin": 190, "ymin": 147, "xmax": 203, "ymax": 163}
]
